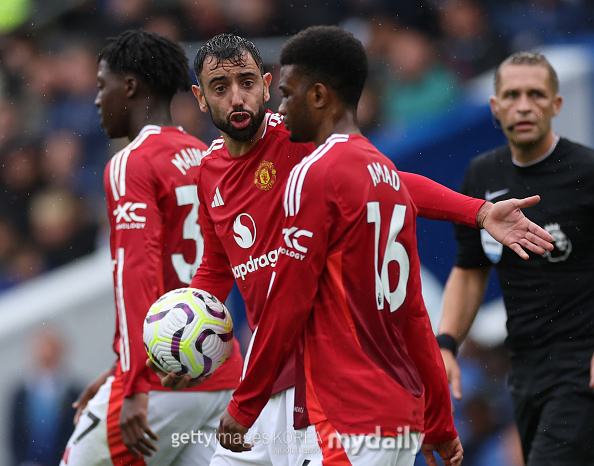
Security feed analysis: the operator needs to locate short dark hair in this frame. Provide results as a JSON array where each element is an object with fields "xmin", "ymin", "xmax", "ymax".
[
  {"xmin": 279, "ymin": 25, "xmax": 368, "ymax": 109},
  {"xmin": 495, "ymin": 51, "xmax": 559, "ymax": 94},
  {"xmin": 193, "ymin": 34, "xmax": 264, "ymax": 83},
  {"xmin": 98, "ymin": 29, "xmax": 191, "ymax": 99}
]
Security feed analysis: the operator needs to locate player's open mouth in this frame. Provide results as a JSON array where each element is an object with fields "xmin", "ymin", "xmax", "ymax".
[{"xmin": 230, "ymin": 112, "xmax": 251, "ymax": 129}]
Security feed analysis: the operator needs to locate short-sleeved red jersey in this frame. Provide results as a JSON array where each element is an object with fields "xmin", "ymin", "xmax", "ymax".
[
  {"xmin": 104, "ymin": 125, "xmax": 242, "ymax": 398},
  {"xmin": 228, "ymin": 134, "xmax": 458, "ymax": 443}
]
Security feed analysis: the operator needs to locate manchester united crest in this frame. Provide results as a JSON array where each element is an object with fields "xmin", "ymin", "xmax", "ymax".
[{"xmin": 254, "ymin": 160, "xmax": 277, "ymax": 191}]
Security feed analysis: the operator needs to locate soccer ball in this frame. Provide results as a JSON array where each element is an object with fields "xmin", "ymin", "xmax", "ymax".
[{"xmin": 143, "ymin": 288, "xmax": 234, "ymax": 378}]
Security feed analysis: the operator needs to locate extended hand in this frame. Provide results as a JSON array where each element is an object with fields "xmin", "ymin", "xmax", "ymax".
[
  {"xmin": 146, "ymin": 359, "xmax": 211, "ymax": 390},
  {"xmin": 217, "ymin": 408, "xmax": 252, "ymax": 452},
  {"xmin": 120, "ymin": 393, "xmax": 158, "ymax": 458},
  {"xmin": 421, "ymin": 436, "xmax": 464, "ymax": 466},
  {"xmin": 478, "ymin": 196, "xmax": 554, "ymax": 260}
]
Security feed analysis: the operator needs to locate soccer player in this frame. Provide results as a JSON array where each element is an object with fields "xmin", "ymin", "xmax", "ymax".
[
  {"xmin": 437, "ymin": 51, "xmax": 594, "ymax": 465},
  {"xmin": 213, "ymin": 24, "xmax": 466, "ymax": 466},
  {"xmin": 59, "ymin": 30, "xmax": 243, "ymax": 466},
  {"xmin": 150, "ymin": 32, "xmax": 553, "ymax": 466}
]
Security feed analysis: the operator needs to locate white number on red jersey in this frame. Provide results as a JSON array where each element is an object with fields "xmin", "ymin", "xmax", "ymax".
[
  {"xmin": 172, "ymin": 185, "xmax": 203, "ymax": 283},
  {"xmin": 367, "ymin": 202, "xmax": 410, "ymax": 312}
]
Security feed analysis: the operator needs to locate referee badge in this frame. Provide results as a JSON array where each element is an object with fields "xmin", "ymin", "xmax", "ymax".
[{"xmin": 254, "ymin": 160, "xmax": 277, "ymax": 191}]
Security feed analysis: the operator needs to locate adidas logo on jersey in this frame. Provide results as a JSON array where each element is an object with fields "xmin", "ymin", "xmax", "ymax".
[{"xmin": 212, "ymin": 187, "xmax": 225, "ymax": 207}]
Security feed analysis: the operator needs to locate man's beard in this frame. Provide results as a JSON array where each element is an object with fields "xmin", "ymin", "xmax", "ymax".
[{"xmin": 209, "ymin": 104, "xmax": 267, "ymax": 142}]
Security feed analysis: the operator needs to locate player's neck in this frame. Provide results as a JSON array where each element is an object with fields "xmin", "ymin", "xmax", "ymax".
[
  {"xmin": 314, "ymin": 109, "xmax": 361, "ymax": 147},
  {"xmin": 222, "ymin": 121, "xmax": 267, "ymax": 157},
  {"xmin": 128, "ymin": 104, "xmax": 173, "ymax": 140}
]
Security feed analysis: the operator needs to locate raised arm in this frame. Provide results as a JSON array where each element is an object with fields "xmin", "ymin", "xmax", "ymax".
[{"xmin": 400, "ymin": 173, "xmax": 554, "ymax": 258}]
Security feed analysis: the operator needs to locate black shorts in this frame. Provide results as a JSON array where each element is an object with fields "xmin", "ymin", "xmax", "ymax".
[{"xmin": 510, "ymin": 387, "xmax": 594, "ymax": 465}]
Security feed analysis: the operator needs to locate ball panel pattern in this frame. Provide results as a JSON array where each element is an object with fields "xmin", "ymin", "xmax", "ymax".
[{"xmin": 143, "ymin": 288, "xmax": 234, "ymax": 378}]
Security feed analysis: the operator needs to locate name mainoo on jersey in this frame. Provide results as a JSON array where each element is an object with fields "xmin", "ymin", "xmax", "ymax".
[
  {"xmin": 367, "ymin": 162, "xmax": 401, "ymax": 190},
  {"xmin": 171, "ymin": 147, "xmax": 203, "ymax": 175}
]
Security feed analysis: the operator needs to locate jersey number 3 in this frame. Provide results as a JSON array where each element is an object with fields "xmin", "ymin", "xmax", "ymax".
[
  {"xmin": 367, "ymin": 202, "xmax": 410, "ymax": 313},
  {"xmin": 172, "ymin": 185, "xmax": 204, "ymax": 284}
]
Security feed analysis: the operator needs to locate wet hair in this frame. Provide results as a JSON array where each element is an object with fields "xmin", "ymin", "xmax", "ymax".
[
  {"xmin": 193, "ymin": 33, "xmax": 264, "ymax": 83},
  {"xmin": 98, "ymin": 29, "xmax": 191, "ymax": 99},
  {"xmin": 279, "ymin": 25, "xmax": 368, "ymax": 110},
  {"xmin": 495, "ymin": 51, "xmax": 559, "ymax": 94}
]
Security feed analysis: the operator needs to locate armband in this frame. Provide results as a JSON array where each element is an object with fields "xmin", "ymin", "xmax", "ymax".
[{"xmin": 436, "ymin": 333, "xmax": 458, "ymax": 356}]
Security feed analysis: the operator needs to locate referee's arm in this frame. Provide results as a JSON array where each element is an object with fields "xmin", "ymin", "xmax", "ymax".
[{"xmin": 437, "ymin": 265, "xmax": 491, "ymax": 400}]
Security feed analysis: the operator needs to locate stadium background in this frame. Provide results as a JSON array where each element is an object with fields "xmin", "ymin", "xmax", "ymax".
[{"xmin": 1, "ymin": 1, "xmax": 594, "ymax": 465}]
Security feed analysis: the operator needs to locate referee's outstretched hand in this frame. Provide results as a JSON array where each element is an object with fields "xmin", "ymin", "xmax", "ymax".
[{"xmin": 477, "ymin": 195, "xmax": 554, "ymax": 260}]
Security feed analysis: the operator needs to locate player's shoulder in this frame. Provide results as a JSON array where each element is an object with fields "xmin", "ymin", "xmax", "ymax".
[
  {"xmin": 302, "ymin": 133, "xmax": 365, "ymax": 167},
  {"xmin": 202, "ymin": 136, "xmax": 226, "ymax": 159},
  {"xmin": 108, "ymin": 126, "xmax": 205, "ymax": 184},
  {"xmin": 289, "ymin": 134, "xmax": 353, "ymax": 184},
  {"xmin": 141, "ymin": 126, "xmax": 208, "ymax": 154},
  {"xmin": 116, "ymin": 126, "xmax": 205, "ymax": 161}
]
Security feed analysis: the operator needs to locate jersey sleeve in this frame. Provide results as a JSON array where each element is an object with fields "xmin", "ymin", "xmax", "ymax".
[
  {"xmin": 400, "ymin": 172, "xmax": 484, "ymax": 228},
  {"xmin": 190, "ymin": 166, "xmax": 236, "ymax": 302},
  {"xmin": 227, "ymin": 164, "xmax": 329, "ymax": 427},
  {"xmin": 453, "ymin": 162, "xmax": 492, "ymax": 268},
  {"xmin": 403, "ymin": 297, "xmax": 458, "ymax": 443},
  {"xmin": 107, "ymin": 153, "xmax": 166, "ymax": 398}
]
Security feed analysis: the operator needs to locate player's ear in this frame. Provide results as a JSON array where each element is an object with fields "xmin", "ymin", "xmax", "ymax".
[
  {"xmin": 192, "ymin": 84, "xmax": 209, "ymax": 113},
  {"xmin": 309, "ymin": 83, "xmax": 328, "ymax": 109},
  {"xmin": 124, "ymin": 75, "xmax": 138, "ymax": 98},
  {"xmin": 263, "ymin": 72, "xmax": 272, "ymax": 103}
]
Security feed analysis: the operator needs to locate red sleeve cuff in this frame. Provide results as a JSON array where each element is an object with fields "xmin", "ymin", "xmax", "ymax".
[
  {"xmin": 423, "ymin": 427, "xmax": 458, "ymax": 445},
  {"xmin": 227, "ymin": 397, "xmax": 259, "ymax": 429}
]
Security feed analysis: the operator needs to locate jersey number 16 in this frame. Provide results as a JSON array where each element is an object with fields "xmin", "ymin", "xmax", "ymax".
[{"xmin": 367, "ymin": 202, "xmax": 410, "ymax": 313}]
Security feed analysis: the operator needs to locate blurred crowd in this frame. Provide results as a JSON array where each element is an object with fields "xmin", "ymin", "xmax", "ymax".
[
  {"xmin": 2, "ymin": 0, "xmax": 594, "ymax": 290},
  {"xmin": 2, "ymin": 1, "xmax": 594, "ymax": 465}
]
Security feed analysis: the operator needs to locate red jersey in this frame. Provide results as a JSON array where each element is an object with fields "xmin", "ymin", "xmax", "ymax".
[
  {"xmin": 191, "ymin": 112, "xmax": 315, "ymax": 394},
  {"xmin": 228, "ymin": 134, "xmax": 458, "ymax": 443},
  {"xmin": 104, "ymin": 125, "xmax": 242, "ymax": 398}
]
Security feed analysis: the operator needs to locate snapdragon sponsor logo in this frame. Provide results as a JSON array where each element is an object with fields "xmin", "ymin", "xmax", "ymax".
[
  {"xmin": 232, "ymin": 249, "xmax": 279, "ymax": 280},
  {"xmin": 231, "ymin": 244, "xmax": 309, "ymax": 281}
]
